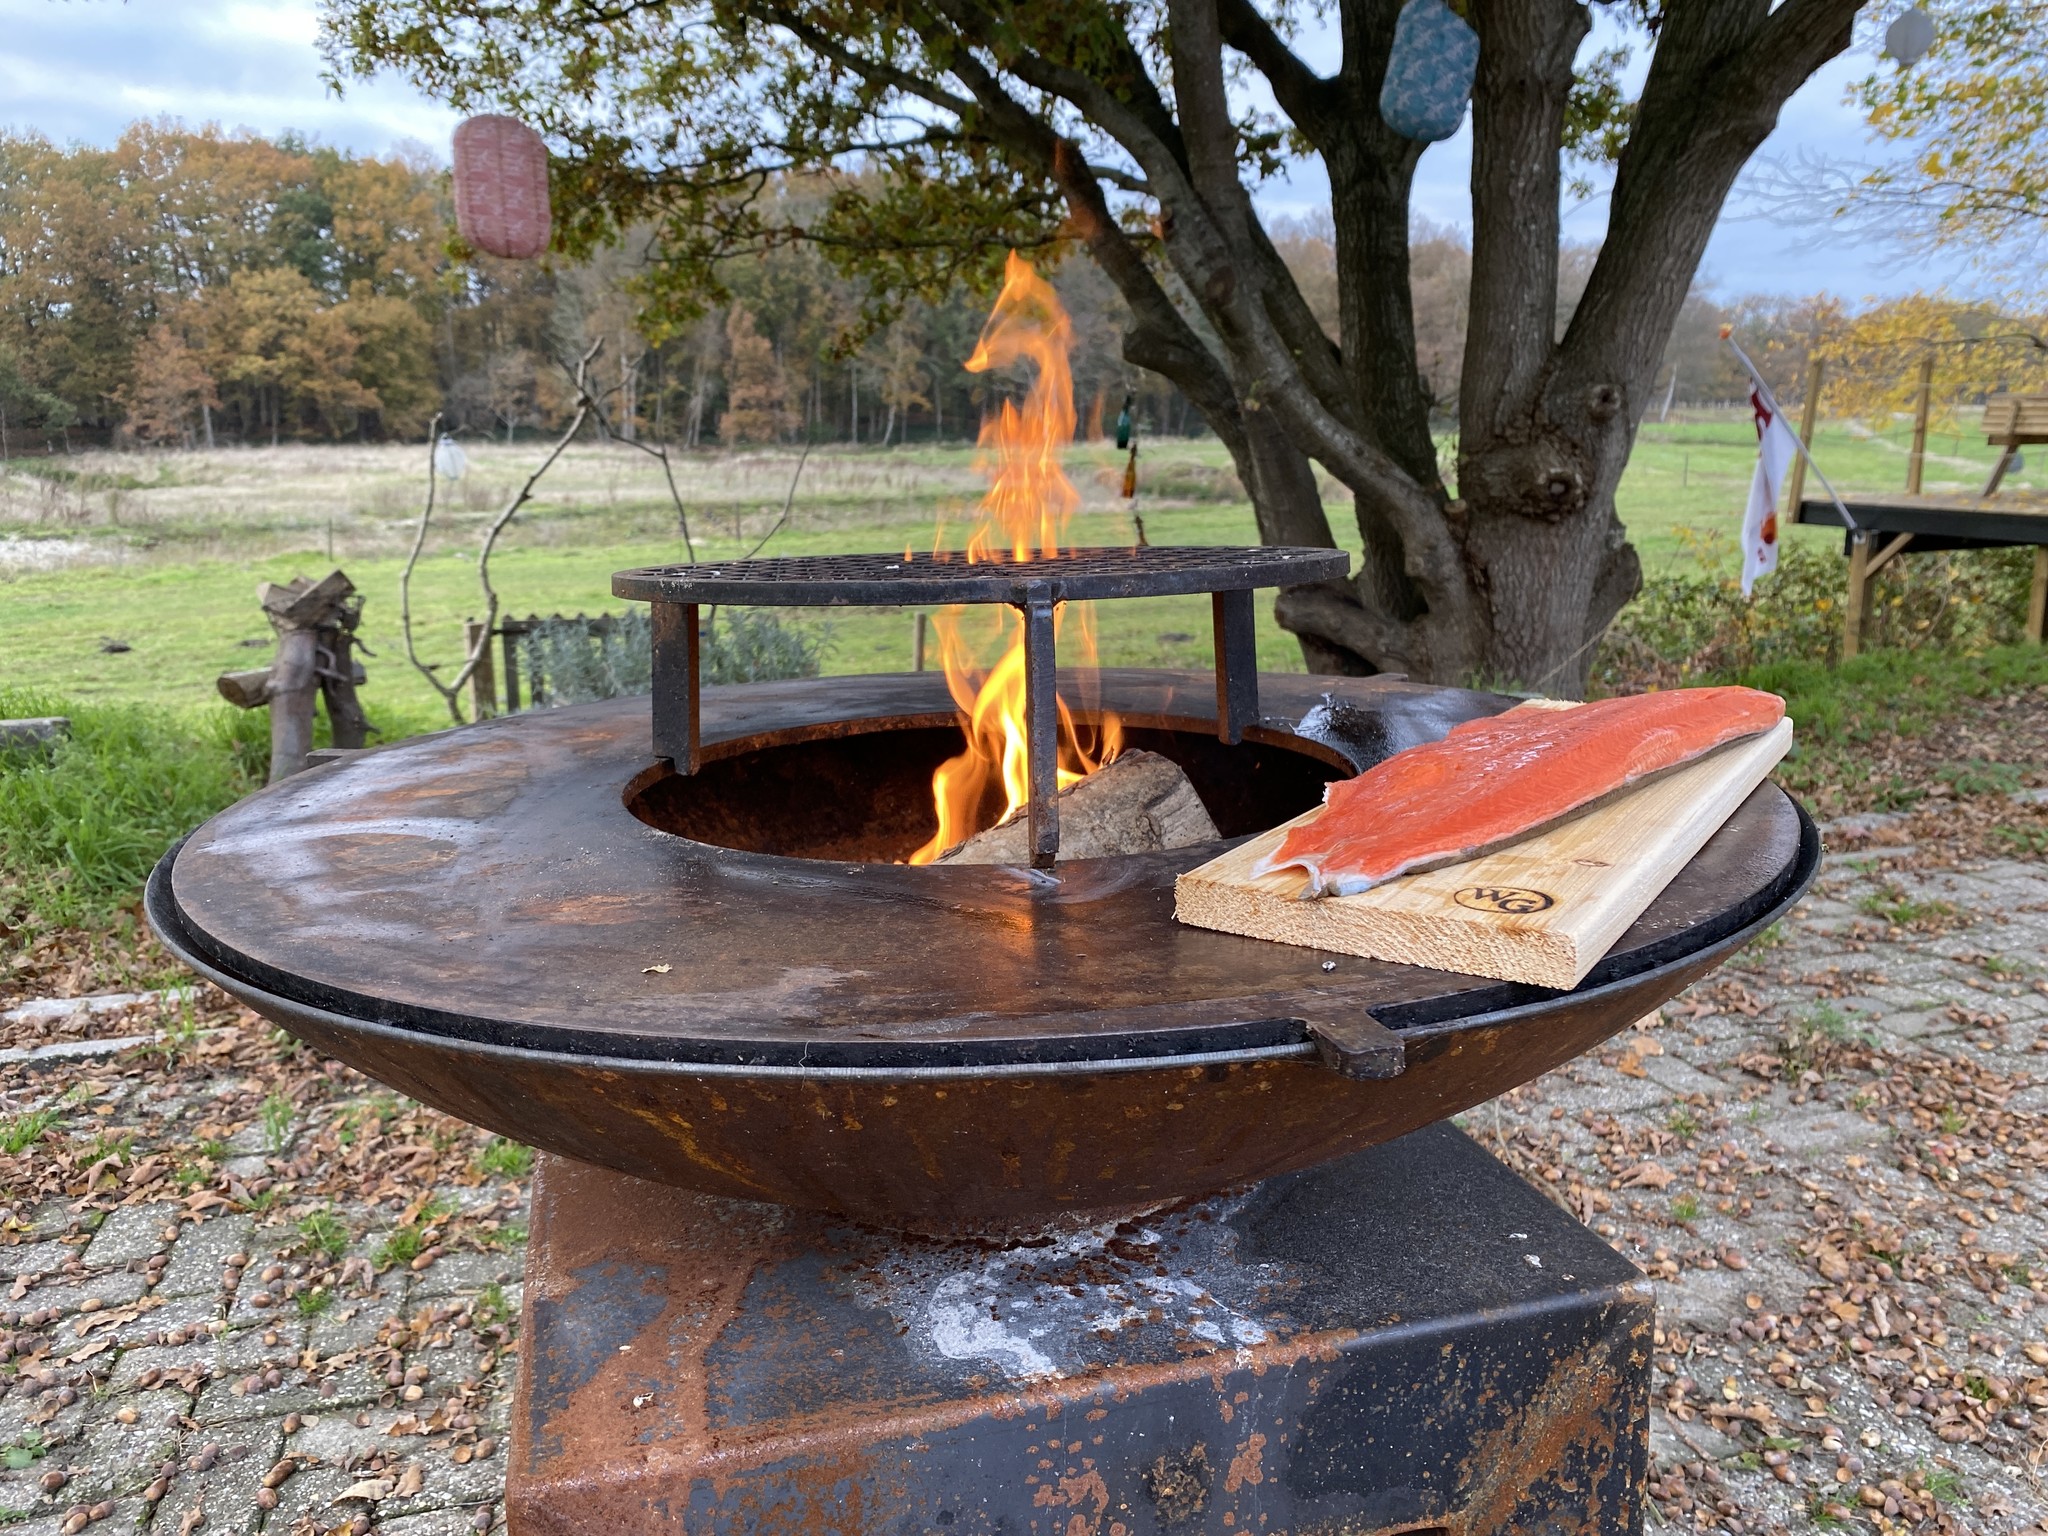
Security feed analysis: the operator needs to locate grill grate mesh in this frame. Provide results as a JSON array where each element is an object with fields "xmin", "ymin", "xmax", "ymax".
[{"xmin": 613, "ymin": 545, "xmax": 1348, "ymax": 607}]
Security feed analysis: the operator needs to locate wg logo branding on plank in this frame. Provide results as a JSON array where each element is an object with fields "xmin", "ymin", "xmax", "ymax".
[{"xmin": 1453, "ymin": 886, "xmax": 1556, "ymax": 916}]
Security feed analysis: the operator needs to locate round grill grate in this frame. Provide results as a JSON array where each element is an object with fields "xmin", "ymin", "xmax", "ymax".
[{"xmin": 613, "ymin": 545, "xmax": 1348, "ymax": 608}]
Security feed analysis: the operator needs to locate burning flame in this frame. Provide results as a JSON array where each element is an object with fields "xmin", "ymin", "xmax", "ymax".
[{"xmin": 908, "ymin": 254, "xmax": 1121, "ymax": 863}]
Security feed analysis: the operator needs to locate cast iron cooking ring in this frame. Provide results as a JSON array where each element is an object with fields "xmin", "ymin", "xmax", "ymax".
[
  {"xmin": 149, "ymin": 671, "xmax": 1818, "ymax": 1074},
  {"xmin": 148, "ymin": 813, "xmax": 1818, "ymax": 1081}
]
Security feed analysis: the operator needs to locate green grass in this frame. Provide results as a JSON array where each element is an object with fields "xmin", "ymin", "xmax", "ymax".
[
  {"xmin": 296, "ymin": 1206, "xmax": 351, "ymax": 1261},
  {"xmin": 374, "ymin": 1194, "xmax": 453, "ymax": 1271},
  {"xmin": 475, "ymin": 1137, "xmax": 534, "ymax": 1181},
  {"xmin": 5, "ymin": 425, "xmax": 2045, "ymax": 939},
  {"xmin": 0, "ymin": 684, "xmax": 272, "ymax": 930},
  {"xmin": 1669, "ymin": 1192, "xmax": 1701, "ymax": 1223},
  {"xmin": 0, "ymin": 1105, "xmax": 62, "ymax": 1154},
  {"xmin": 8, "ymin": 420, "xmax": 2015, "ymax": 717},
  {"xmin": 259, "ymin": 1092, "xmax": 296, "ymax": 1154},
  {"xmin": 296, "ymin": 1284, "xmax": 334, "ymax": 1318}
]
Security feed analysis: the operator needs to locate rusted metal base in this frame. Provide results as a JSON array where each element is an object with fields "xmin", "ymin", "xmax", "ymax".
[{"xmin": 510, "ymin": 1123, "xmax": 1651, "ymax": 1535}]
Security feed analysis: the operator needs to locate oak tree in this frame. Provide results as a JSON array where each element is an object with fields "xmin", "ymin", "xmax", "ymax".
[{"xmin": 330, "ymin": 0, "xmax": 1866, "ymax": 687}]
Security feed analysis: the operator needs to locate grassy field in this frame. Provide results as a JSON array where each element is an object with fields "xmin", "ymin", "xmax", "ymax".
[{"xmin": 1, "ymin": 412, "xmax": 2040, "ymax": 721}]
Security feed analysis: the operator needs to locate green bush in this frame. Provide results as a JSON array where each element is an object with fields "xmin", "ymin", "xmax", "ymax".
[
  {"xmin": 521, "ymin": 607, "xmax": 826, "ymax": 705},
  {"xmin": 0, "ymin": 687, "xmax": 270, "ymax": 930},
  {"xmin": 1594, "ymin": 527, "xmax": 2035, "ymax": 692}
]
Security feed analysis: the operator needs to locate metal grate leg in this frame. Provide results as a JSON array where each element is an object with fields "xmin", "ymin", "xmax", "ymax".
[
  {"xmin": 1021, "ymin": 591, "xmax": 1059, "ymax": 869},
  {"xmin": 651, "ymin": 601, "xmax": 701, "ymax": 772},
  {"xmin": 1212, "ymin": 588, "xmax": 1258, "ymax": 744}
]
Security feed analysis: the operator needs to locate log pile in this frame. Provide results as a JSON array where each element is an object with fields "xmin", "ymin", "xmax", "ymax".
[
  {"xmin": 216, "ymin": 571, "xmax": 370, "ymax": 782},
  {"xmin": 937, "ymin": 750, "xmax": 1220, "ymax": 865}
]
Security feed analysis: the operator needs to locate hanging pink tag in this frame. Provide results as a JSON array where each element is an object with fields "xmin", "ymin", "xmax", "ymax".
[{"xmin": 452, "ymin": 115, "xmax": 552, "ymax": 261}]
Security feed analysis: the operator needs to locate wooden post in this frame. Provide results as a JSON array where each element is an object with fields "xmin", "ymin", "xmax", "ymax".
[
  {"xmin": 1842, "ymin": 533, "xmax": 1916, "ymax": 663},
  {"xmin": 913, "ymin": 613, "xmax": 928, "ymax": 672},
  {"xmin": 2030, "ymin": 548, "xmax": 2048, "ymax": 644},
  {"xmin": 500, "ymin": 623, "xmax": 525, "ymax": 713},
  {"xmin": 1906, "ymin": 355, "xmax": 1934, "ymax": 495},
  {"xmin": 1842, "ymin": 532, "xmax": 1872, "ymax": 662},
  {"xmin": 1786, "ymin": 357, "xmax": 1823, "ymax": 515},
  {"xmin": 268, "ymin": 628, "xmax": 322, "ymax": 779},
  {"xmin": 465, "ymin": 620, "xmax": 498, "ymax": 720},
  {"xmin": 320, "ymin": 625, "xmax": 370, "ymax": 750},
  {"xmin": 219, "ymin": 570, "xmax": 362, "ymax": 781}
]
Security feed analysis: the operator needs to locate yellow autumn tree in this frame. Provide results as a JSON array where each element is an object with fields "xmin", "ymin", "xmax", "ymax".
[
  {"xmin": 1814, "ymin": 293, "xmax": 2048, "ymax": 431},
  {"xmin": 720, "ymin": 304, "xmax": 791, "ymax": 444}
]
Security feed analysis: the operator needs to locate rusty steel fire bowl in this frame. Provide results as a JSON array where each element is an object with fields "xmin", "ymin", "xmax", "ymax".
[{"xmin": 148, "ymin": 670, "xmax": 1817, "ymax": 1234}]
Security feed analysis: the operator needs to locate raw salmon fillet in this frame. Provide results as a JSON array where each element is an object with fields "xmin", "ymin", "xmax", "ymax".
[{"xmin": 1252, "ymin": 686, "xmax": 1786, "ymax": 897}]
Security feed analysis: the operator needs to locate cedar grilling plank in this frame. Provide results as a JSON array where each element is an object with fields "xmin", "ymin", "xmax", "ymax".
[{"xmin": 1252, "ymin": 686, "xmax": 1787, "ymax": 898}]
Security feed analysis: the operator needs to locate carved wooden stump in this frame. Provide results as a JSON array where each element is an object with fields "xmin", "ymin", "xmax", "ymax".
[{"xmin": 216, "ymin": 570, "xmax": 369, "ymax": 782}]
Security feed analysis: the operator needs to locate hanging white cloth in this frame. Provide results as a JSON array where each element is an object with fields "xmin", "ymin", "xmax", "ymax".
[
  {"xmin": 1741, "ymin": 386, "xmax": 1798, "ymax": 596},
  {"xmin": 434, "ymin": 435, "xmax": 468, "ymax": 481}
]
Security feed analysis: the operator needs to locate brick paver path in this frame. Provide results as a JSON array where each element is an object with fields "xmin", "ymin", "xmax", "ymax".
[{"xmin": 3, "ymin": 838, "xmax": 2045, "ymax": 1534}]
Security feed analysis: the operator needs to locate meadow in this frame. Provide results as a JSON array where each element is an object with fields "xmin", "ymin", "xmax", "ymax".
[{"xmin": 2, "ymin": 410, "xmax": 2037, "ymax": 721}]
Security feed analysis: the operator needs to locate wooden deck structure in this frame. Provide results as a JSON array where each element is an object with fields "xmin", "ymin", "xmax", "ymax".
[{"xmin": 1794, "ymin": 494, "xmax": 2048, "ymax": 657}]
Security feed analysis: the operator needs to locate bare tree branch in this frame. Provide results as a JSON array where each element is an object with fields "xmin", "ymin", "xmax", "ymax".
[{"xmin": 399, "ymin": 343, "xmax": 605, "ymax": 724}]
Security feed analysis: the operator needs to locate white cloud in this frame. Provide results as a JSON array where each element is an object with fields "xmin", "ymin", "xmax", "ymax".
[{"xmin": 0, "ymin": 0, "xmax": 455, "ymax": 155}]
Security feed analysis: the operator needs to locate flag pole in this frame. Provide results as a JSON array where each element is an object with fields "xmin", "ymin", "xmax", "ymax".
[{"xmin": 1721, "ymin": 329, "xmax": 1860, "ymax": 534}]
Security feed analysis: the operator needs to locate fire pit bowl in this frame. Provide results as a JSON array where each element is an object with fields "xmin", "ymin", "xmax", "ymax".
[{"xmin": 148, "ymin": 669, "xmax": 1817, "ymax": 1234}]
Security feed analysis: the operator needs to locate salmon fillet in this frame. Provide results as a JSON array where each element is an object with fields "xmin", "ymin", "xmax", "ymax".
[{"xmin": 1252, "ymin": 686, "xmax": 1787, "ymax": 897}]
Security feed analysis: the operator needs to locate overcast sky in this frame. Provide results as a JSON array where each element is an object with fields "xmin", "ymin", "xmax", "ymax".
[{"xmin": 0, "ymin": 0, "xmax": 1981, "ymax": 304}]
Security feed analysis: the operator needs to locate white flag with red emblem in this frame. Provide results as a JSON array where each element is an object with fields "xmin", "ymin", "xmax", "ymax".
[{"xmin": 1742, "ymin": 384, "xmax": 1797, "ymax": 596}]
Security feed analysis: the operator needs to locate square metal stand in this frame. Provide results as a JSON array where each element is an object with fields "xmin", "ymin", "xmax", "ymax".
[{"xmin": 509, "ymin": 1123, "xmax": 1650, "ymax": 1535}]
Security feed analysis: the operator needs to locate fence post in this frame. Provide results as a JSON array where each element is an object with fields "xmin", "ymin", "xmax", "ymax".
[
  {"xmin": 1907, "ymin": 354, "xmax": 1934, "ymax": 496},
  {"xmin": 913, "ymin": 613, "xmax": 928, "ymax": 672},
  {"xmin": 465, "ymin": 620, "xmax": 498, "ymax": 720},
  {"xmin": 1785, "ymin": 357, "xmax": 1823, "ymax": 515}
]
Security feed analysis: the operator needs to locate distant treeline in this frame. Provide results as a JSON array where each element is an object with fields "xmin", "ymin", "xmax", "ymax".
[
  {"xmin": 0, "ymin": 121, "xmax": 1200, "ymax": 452},
  {"xmin": 1, "ymin": 121, "xmax": 2039, "ymax": 455}
]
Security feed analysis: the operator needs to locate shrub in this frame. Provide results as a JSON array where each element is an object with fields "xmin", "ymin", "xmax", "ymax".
[
  {"xmin": 520, "ymin": 607, "xmax": 826, "ymax": 706},
  {"xmin": 1593, "ymin": 527, "xmax": 2035, "ymax": 693}
]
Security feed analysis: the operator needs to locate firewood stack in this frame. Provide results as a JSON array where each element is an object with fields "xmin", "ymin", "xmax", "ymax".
[{"xmin": 216, "ymin": 570, "xmax": 370, "ymax": 782}]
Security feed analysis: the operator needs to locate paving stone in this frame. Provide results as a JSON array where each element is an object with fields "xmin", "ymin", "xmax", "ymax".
[
  {"xmin": 108, "ymin": 1341, "xmax": 211, "ymax": 1393},
  {"xmin": 1764, "ymin": 1104, "xmax": 1894, "ymax": 1157},
  {"xmin": 158, "ymin": 1215, "xmax": 254, "ymax": 1300},
  {"xmin": 270, "ymin": 1463, "xmax": 379, "ymax": 1530},
  {"xmin": 109, "ymin": 1294, "xmax": 214, "ymax": 1347},
  {"xmin": 0, "ymin": 1241, "xmax": 74, "ymax": 1280},
  {"xmin": 1641, "ymin": 1055, "xmax": 1730, "ymax": 1099},
  {"xmin": 79, "ymin": 1203, "xmax": 178, "ymax": 1269},
  {"xmin": 382, "ymin": 1500, "xmax": 497, "ymax": 1535},
  {"xmin": 407, "ymin": 1251, "xmax": 520, "ymax": 1300},
  {"xmin": 153, "ymin": 1423, "xmax": 280, "ymax": 1536},
  {"xmin": 379, "ymin": 1444, "xmax": 505, "ymax": 1519},
  {"xmin": 309, "ymin": 1303, "xmax": 388, "ymax": 1358},
  {"xmin": 65, "ymin": 1415, "xmax": 182, "ymax": 1501},
  {"xmin": 289, "ymin": 1406, "xmax": 416, "ymax": 1467},
  {"xmin": 30, "ymin": 1271, "xmax": 148, "ymax": 1316}
]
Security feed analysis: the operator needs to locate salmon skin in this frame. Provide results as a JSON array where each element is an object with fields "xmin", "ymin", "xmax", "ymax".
[{"xmin": 1253, "ymin": 686, "xmax": 1787, "ymax": 898}]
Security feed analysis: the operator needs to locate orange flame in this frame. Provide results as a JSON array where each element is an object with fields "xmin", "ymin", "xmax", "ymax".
[{"xmin": 909, "ymin": 254, "xmax": 1121, "ymax": 864}]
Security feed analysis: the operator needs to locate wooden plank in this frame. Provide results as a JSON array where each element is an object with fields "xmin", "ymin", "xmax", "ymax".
[
  {"xmin": 1795, "ymin": 497, "xmax": 2048, "ymax": 543},
  {"xmin": 1173, "ymin": 719, "xmax": 1794, "ymax": 990},
  {"xmin": 2031, "ymin": 548, "xmax": 2048, "ymax": 644}
]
